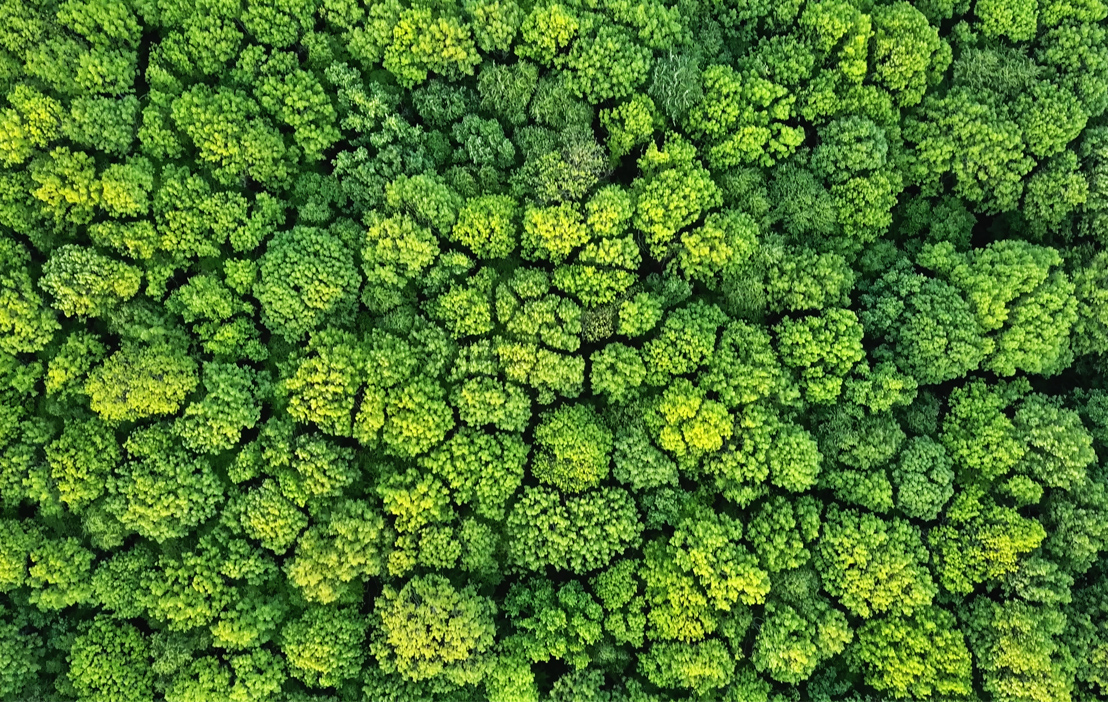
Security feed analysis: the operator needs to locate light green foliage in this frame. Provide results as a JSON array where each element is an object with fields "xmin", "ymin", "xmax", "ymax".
[
  {"xmin": 282, "ymin": 328, "xmax": 366, "ymax": 437},
  {"xmin": 554, "ymin": 186, "xmax": 640, "ymax": 306},
  {"xmin": 45, "ymin": 417, "xmax": 119, "ymax": 511},
  {"xmin": 507, "ymin": 486, "xmax": 642, "ymax": 573},
  {"xmin": 852, "ymin": 607, "xmax": 973, "ymax": 700},
  {"xmin": 235, "ymin": 480, "xmax": 308, "ymax": 554},
  {"xmin": 532, "ymin": 403, "xmax": 613, "ymax": 492},
  {"xmin": 611, "ymin": 425, "xmax": 678, "ymax": 491},
  {"xmin": 818, "ymin": 506, "xmax": 937, "ymax": 619},
  {"xmin": 905, "ymin": 89, "xmax": 1035, "ymax": 214},
  {"xmin": 590, "ymin": 558, "xmax": 647, "ymax": 646},
  {"xmin": 2, "ymin": 3, "xmax": 1107, "ymax": 698},
  {"xmin": 383, "ymin": 8, "xmax": 481, "ymax": 88},
  {"xmin": 40, "ymin": 245, "xmax": 142, "ymax": 318},
  {"xmin": 516, "ymin": 3, "xmax": 579, "ymax": 65},
  {"xmin": 256, "ymin": 226, "xmax": 361, "ymax": 341},
  {"xmin": 421, "ymin": 428, "xmax": 527, "ymax": 519},
  {"xmin": 28, "ymin": 535, "xmax": 94, "ymax": 610},
  {"xmin": 687, "ymin": 65, "xmax": 804, "ymax": 169},
  {"xmin": 774, "ymin": 308, "xmax": 865, "ymax": 404},
  {"xmin": 746, "ymin": 495, "xmax": 820, "ymax": 573},
  {"xmin": 966, "ymin": 599, "xmax": 1070, "ymax": 702},
  {"xmin": 171, "ymin": 85, "xmax": 289, "ymax": 185},
  {"xmin": 281, "ymin": 606, "xmax": 366, "ymax": 689},
  {"xmin": 939, "ymin": 379, "xmax": 1027, "ymax": 485},
  {"xmin": 386, "ymin": 174, "xmax": 464, "ymax": 234},
  {"xmin": 285, "ymin": 499, "xmax": 389, "ymax": 604},
  {"xmin": 929, "ymin": 490, "xmax": 1047, "ymax": 595},
  {"xmin": 254, "ymin": 54, "xmax": 340, "ymax": 161},
  {"xmin": 977, "ymin": 0, "xmax": 1038, "ymax": 41},
  {"xmin": 86, "ymin": 341, "xmax": 199, "ymax": 423},
  {"xmin": 0, "ymin": 519, "xmax": 37, "ymax": 593},
  {"xmin": 563, "ymin": 25, "xmax": 651, "ymax": 103},
  {"xmin": 641, "ymin": 301, "xmax": 726, "ymax": 385},
  {"xmin": 0, "ymin": 239, "xmax": 58, "ymax": 355},
  {"xmin": 751, "ymin": 594, "xmax": 851, "ymax": 684},
  {"xmin": 702, "ymin": 321, "xmax": 781, "ymax": 408},
  {"xmin": 676, "ymin": 209, "xmax": 758, "ymax": 283},
  {"xmin": 451, "ymin": 194, "xmax": 518, "ymax": 258},
  {"xmin": 29, "ymin": 146, "xmax": 101, "ymax": 224},
  {"xmin": 591, "ymin": 343, "xmax": 646, "ymax": 403},
  {"xmin": 522, "ymin": 202, "xmax": 589, "ymax": 264},
  {"xmin": 643, "ymin": 511, "xmax": 770, "ymax": 642},
  {"xmin": 109, "ymin": 423, "xmax": 223, "ymax": 542},
  {"xmin": 176, "ymin": 362, "xmax": 262, "ymax": 455},
  {"xmin": 645, "ymin": 378, "xmax": 733, "ymax": 469},
  {"xmin": 639, "ymin": 639, "xmax": 734, "ymax": 695},
  {"xmin": 495, "ymin": 339, "xmax": 585, "ymax": 403},
  {"xmin": 871, "ymin": 2, "xmax": 946, "ymax": 106},
  {"xmin": 632, "ymin": 134, "xmax": 722, "ymax": 259},
  {"xmin": 1014, "ymin": 394, "xmax": 1096, "ymax": 490},
  {"xmin": 373, "ymin": 575, "xmax": 496, "ymax": 684},
  {"xmin": 0, "ymin": 84, "xmax": 63, "ymax": 166},
  {"xmin": 619, "ymin": 292, "xmax": 664, "ymax": 337},
  {"xmin": 465, "ymin": 0, "xmax": 522, "ymax": 53},
  {"xmin": 68, "ymin": 617, "xmax": 153, "ymax": 702},
  {"xmin": 601, "ymin": 94, "xmax": 656, "ymax": 161},
  {"xmin": 705, "ymin": 403, "xmax": 822, "ymax": 500},
  {"xmin": 362, "ymin": 212, "xmax": 439, "ymax": 313},
  {"xmin": 450, "ymin": 376, "xmax": 531, "ymax": 432},
  {"xmin": 64, "ymin": 95, "xmax": 138, "ymax": 156},
  {"xmin": 918, "ymin": 240, "xmax": 1077, "ymax": 377},
  {"xmin": 277, "ymin": 432, "xmax": 359, "ymax": 507}
]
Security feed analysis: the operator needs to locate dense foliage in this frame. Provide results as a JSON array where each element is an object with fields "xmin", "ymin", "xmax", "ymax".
[{"xmin": 2, "ymin": 0, "xmax": 1108, "ymax": 700}]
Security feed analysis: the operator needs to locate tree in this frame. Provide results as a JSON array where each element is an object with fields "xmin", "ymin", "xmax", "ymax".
[
  {"xmin": 284, "ymin": 499, "xmax": 389, "ymax": 604},
  {"xmin": 176, "ymin": 362, "xmax": 263, "ymax": 455},
  {"xmin": 420, "ymin": 428, "xmax": 527, "ymax": 519},
  {"xmin": 373, "ymin": 575, "xmax": 496, "ymax": 685},
  {"xmin": 642, "ymin": 510, "xmax": 770, "ymax": 642},
  {"xmin": 281, "ymin": 605, "xmax": 366, "ymax": 689},
  {"xmin": 851, "ymin": 607, "xmax": 973, "ymax": 700},
  {"xmin": 774, "ymin": 308, "xmax": 865, "ymax": 405},
  {"xmin": 639, "ymin": 639, "xmax": 735, "ymax": 695},
  {"xmin": 632, "ymin": 134, "xmax": 722, "ymax": 260},
  {"xmin": 687, "ymin": 65, "xmax": 804, "ymax": 170},
  {"xmin": 751, "ymin": 596, "xmax": 851, "ymax": 685},
  {"xmin": 45, "ymin": 417, "xmax": 119, "ymax": 511},
  {"xmin": 362, "ymin": 211, "xmax": 439, "ymax": 313},
  {"xmin": 965, "ymin": 598, "xmax": 1071, "ymax": 702},
  {"xmin": 929, "ymin": 489, "xmax": 1047, "ymax": 595},
  {"xmin": 532, "ymin": 404, "xmax": 613, "ymax": 493},
  {"xmin": 891, "ymin": 436, "xmax": 955, "ymax": 521},
  {"xmin": 68, "ymin": 616, "xmax": 153, "ymax": 702},
  {"xmin": 503, "ymin": 578, "xmax": 602, "ymax": 670},
  {"xmin": 506, "ymin": 486, "xmax": 642, "ymax": 573},
  {"xmin": 817, "ymin": 506, "xmax": 937, "ymax": 619},
  {"xmin": 450, "ymin": 194, "xmax": 518, "ymax": 258},
  {"xmin": 0, "ymin": 238, "xmax": 58, "ymax": 355},
  {"xmin": 171, "ymin": 84, "xmax": 290, "ymax": 185},
  {"xmin": 108, "ymin": 422, "xmax": 223, "ymax": 542},
  {"xmin": 86, "ymin": 340, "xmax": 199, "ymax": 424},
  {"xmin": 256, "ymin": 226, "xmax": 361, "ymax": 341}
]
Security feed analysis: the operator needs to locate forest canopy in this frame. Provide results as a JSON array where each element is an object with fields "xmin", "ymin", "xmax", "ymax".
[{"xmin": 3, "ymin": 0, "xmax": 1108, "ymax": 700}]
